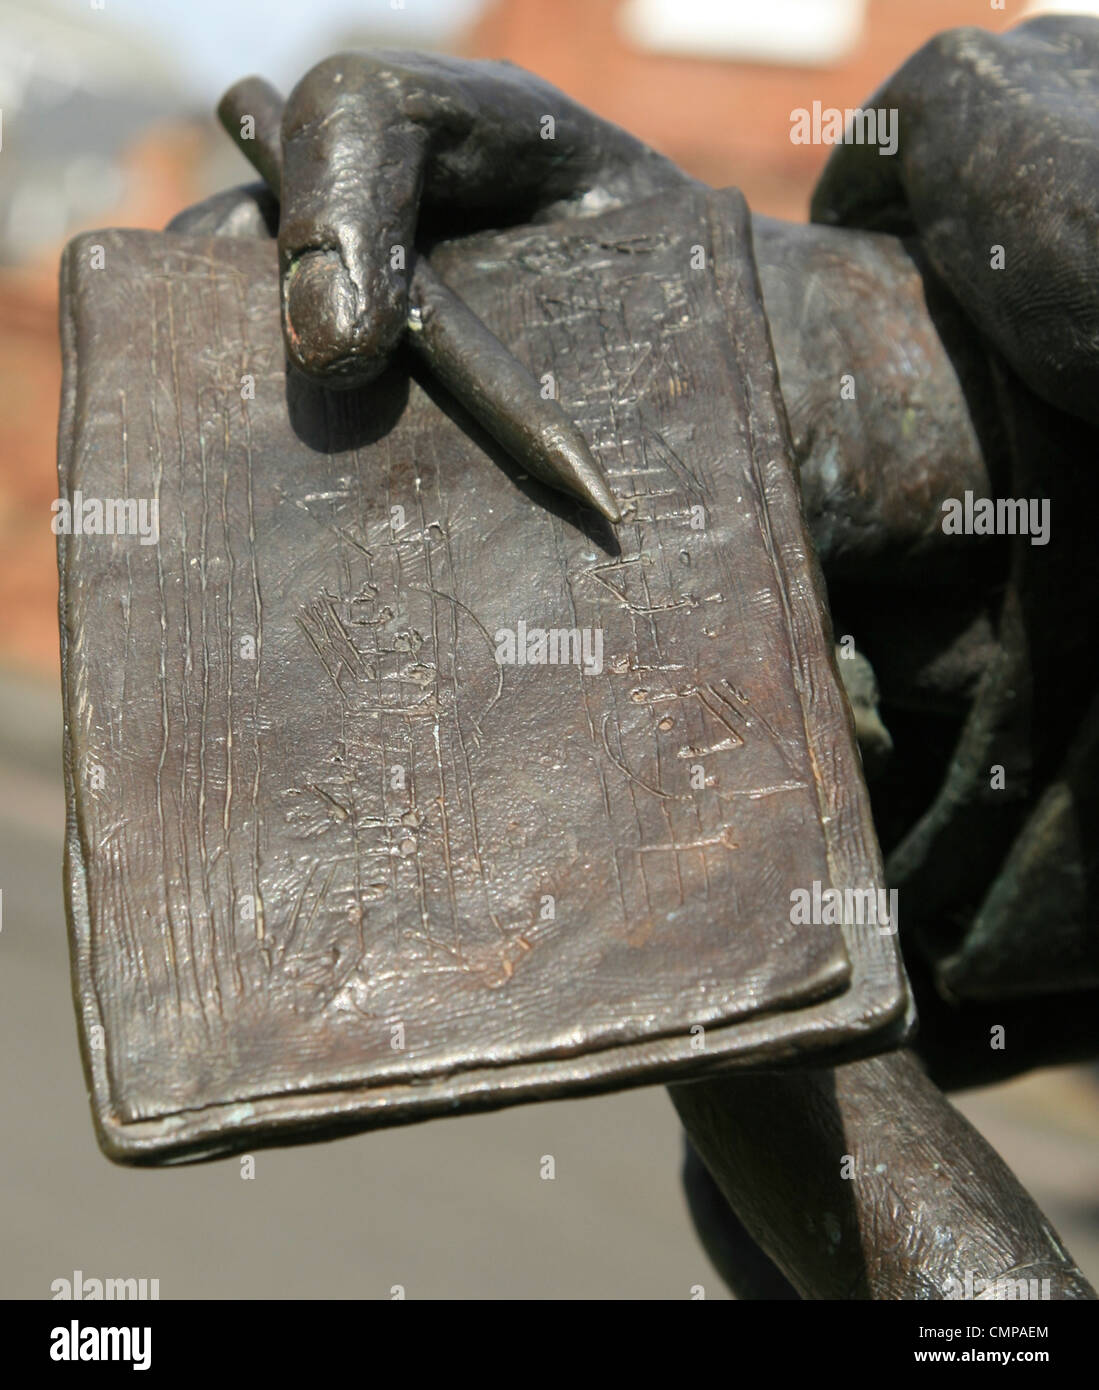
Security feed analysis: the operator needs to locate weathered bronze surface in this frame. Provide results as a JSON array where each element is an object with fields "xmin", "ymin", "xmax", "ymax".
[
  {"xmin": 58, "ymin": 190, "xmax": 906, "ymax": 1163},
  {"xmin": 57, "ymin": 17, "xmax": 1099, "ymax": 1297},
  {"xmin": 674, "ymin": 1051, "xmax": 1098, "ymax": 1300},
  {"xmin": 218, "ymin": 75, "xmax": 623, "ymax": 524}
]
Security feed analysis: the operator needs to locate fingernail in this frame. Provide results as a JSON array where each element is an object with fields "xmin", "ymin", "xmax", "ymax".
[{"xmin": 283, "ymin": 249, "xmax": 377, "ymax": 386}]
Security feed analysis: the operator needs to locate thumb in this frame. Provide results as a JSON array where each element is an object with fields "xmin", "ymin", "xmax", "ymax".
[{"xmin": 278, "ymin": 55, "xmax": 427, "ymax": 387}]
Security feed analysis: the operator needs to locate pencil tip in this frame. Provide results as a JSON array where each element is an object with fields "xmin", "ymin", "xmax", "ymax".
[
  {"xmin": 539, "ymin": 426, "xmax": 621, "ymax": 526},
  {"xmin": 407, "ymin": 268, "xmax": 622, "ymax": 525},
  {"xmin": 570, "ymin": 466, "xmax": 622, "ymax": 526},
  {"xmin": 591, "ymin": 490, "xmax": 622, "ymax": 526}
]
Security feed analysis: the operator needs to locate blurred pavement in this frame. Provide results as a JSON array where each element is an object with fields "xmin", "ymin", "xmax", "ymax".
[
  {"xmin": 0, "ymin": 669, "xmax": 721, "ymax": 1299},
  {"xmin": 1, "ymin": 668, "xmax": 1095, "ymax": 1299}
]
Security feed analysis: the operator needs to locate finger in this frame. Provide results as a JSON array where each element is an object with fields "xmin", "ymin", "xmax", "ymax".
[
  {"xmin": 277, "ymin": 55, "xmax": 427, "ymax": 386},
  {"xmin": 218, "ymin": 75, "xmax": 622, "ymax": 521},
  {"xmin": 166, "ymin": 183, "xmax": 278, "ymax": 240},
  {"xmin": 810, "ymin": 18, "xmax": 1099, "ymax": 425},
  {"xmin": 217, "ymin": 76, "xmax": 285, "ymax": 199},
  {"xmin": 277, "ymin": 52, "xmax": 683, "ymax": 388}
]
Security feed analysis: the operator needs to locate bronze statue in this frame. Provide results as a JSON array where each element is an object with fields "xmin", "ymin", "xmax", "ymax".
[{"xmin": 57, "ymin": 16, "xmax": 1099, "ymax": 1298}]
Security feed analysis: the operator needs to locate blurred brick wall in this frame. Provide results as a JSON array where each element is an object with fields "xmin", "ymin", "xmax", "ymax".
[
  {"xmin": 2, "ymin": 0, "xmax": 1035, "ymax": 677},
  {"xmin": 463, "ymin": 0, "xmax": 1030, "ymax": 220},
  {"xmin": 0, "ymin": 125, "xmax": 204, "ymax": 677},
  {"xmin": 0, "ymin": 269, "xmax": 62, "ymax": 675}
]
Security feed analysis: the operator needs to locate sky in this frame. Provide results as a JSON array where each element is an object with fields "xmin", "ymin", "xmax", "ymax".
[
  {"xmin": 31, "ymin": 0, "xmax": 1099, "ymax": 110},
  {"xmin": 93, "ymin": 0, "xmax": 487, "ymax": 104}
]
